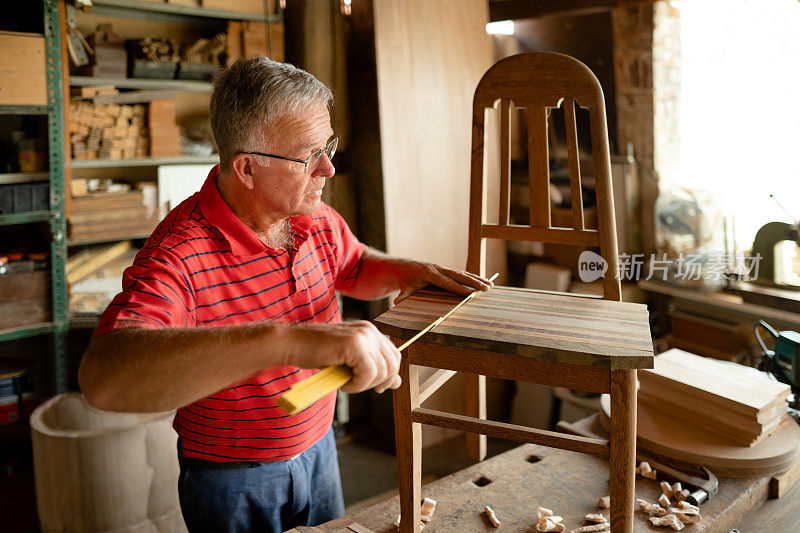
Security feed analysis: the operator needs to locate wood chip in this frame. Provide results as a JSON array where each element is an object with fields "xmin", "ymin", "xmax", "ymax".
[
  {"xmin": 636, "ymin": 461, "xmax": 657, "ymax": 479},
  {"xmin": 585, "ymin": 513, "xmax": 607, "ymax": 523},
  {"xmin": 420, "ymin": 497, "xmax": 436, "ymax": 522},
  {"xmin": 637, "ymin": 500, "xmax": 667, "ymax": 517},
  {"xmin": 537, "ymin": 507, "xmax": 554, "ymax": 519},
  {"xmin": 677, "ymin": 501, "xmax": 699, "ymax": 512},
  {"xmin": 598, "ymin": 496, "xmax": 610, "ymax": 509},
  {"xmin": 536, "ymin": 517, "xmax": 565, "ymax": 533},
  {"xmin": 669, "ymin": 507, "xmax": 702, "ymax": 524},
  {"xmin": 484, "ymin": 506, "xmax": 501, "ymax": 528},
  {"xmin": 649, "ymin": 514, "xmax": 685, "ymax": 530},
  {"xmin": 658, "ymin": 493, "xmax": 671, "ymax": 507}
]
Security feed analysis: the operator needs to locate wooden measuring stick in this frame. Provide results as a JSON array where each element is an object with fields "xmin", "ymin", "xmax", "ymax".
[{"xmin": 276, "ymin": 273, "xmax": 499, "ymax": 415}]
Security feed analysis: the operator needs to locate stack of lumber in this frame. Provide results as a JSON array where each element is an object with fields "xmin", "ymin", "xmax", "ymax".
[
  {"xmin": 148, "ymin": 99, "xmax": 180, "ymax": 158},
  {"xmin": 67, "ymin": 242, "xmax": 138, "ymax": 313},
  {"xmin": 226, "ymin": 21, "xmax": 284, "ymax": 65},
  {"xmin": 68, "ymin": 183, "xmax": 158, "ymax": 243},
  {"xmin": 638, "ymin": 349, "xmax": 791, "ymax": 447},
  {"xmin": 69, "ymin": 101, "xmax": 148, "ymax": 160}
]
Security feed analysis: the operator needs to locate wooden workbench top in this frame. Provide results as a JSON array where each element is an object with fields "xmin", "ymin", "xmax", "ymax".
[
  {"xmin": 300, "ymin": 443, "xmax": 771, "ymax": 533},
  {"xmin": 374, "ymin": 286, "xmax": 654, "ymax": 370}
]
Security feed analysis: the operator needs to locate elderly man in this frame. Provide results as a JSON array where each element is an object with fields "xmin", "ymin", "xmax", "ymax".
[{"xmin": 78, "ymin": 58, "xmax": 491, "ymax": 533}]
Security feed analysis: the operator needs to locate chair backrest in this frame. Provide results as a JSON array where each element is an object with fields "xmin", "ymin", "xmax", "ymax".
[{"xmin": 466, "ymin": 52, "xmax": 621, "ymax": 302}]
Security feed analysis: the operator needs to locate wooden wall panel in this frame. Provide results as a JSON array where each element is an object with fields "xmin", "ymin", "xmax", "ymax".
[
  {"xmin": 373, "ymin": 0, "xmax": 502, "ymax": 445},
  {"xmin": 373, "ymin": 0, "xmax": 495, "ymax": 272}
]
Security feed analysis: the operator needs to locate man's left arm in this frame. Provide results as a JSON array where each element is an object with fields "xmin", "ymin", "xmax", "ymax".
[{"xmin": 340, "ymin": 247, "xmax": 493, "ymax": 304}]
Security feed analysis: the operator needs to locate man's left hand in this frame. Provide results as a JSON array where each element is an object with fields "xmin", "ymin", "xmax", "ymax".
[{"xmin": 390, "ymin": 259, "xmax": 494, "ymax": 305}]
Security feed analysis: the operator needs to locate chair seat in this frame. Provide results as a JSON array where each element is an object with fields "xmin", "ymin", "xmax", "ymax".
[{"xmin": 375, "ymin": 285, "xmax": 653, "ymax": 370}]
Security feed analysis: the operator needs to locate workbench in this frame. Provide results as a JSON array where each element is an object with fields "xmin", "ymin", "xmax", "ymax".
[{"xmin": 288, "ymin": 440, "xmax": 797, "ymax": 533}]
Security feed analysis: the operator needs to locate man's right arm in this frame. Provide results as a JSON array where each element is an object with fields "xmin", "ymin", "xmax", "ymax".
[{"xmin": 79, "ymin": 319, "xmax": 401, "ymax": 413}]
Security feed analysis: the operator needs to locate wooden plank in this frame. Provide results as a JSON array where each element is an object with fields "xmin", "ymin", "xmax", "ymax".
[
  {"xmin": 564, "ymin": 97, "xmax": 584, "ymax": 230},
  {"xmin": 770, "ymin": 452, "xmax": 800, "ymax": 499},
  {"xmin": 587, "ymin": 103, "xmax": 621, "ymax": 302},
  {"xmin": 465, "ymin": 373, "xmax": 486, "ymax": 461},
  {"xmin": 375, "ymin": 286, "xmax": 654, "ymax": 369},
  {"xmin": 393, "ymin": 343, "xmax": 421, "ymax": 533},
  {"xmin": 499, "ymin": 98, "xmax": 511, "ymax": 225},
  {"xmin": 408, "ymin": 343, "xmax": 611, "ymax": 394},
  {"xmin": 599, "ymin": 394, "xmax": 800, "ymax": 477},
  {"xmin": 418, "ymin": 368, "xmax": 457, "ymax": 404},
  {"xmin": 481, "ymin": 224, "xmax": 599, "ymax": 246},
  {"xmin": 609, "ymin": 369, "xmax": 637, "ymax": 533},
  {"xmin": 638, "ymin": 349, "xmax": 790, "ymax": 417},
  {"xmin": 527, "ymin": 107, "xmax": 550, "ymax": 228},
  {"xmin": 411, "ymin": 408, "xmax": 610, "ymax": 457}
]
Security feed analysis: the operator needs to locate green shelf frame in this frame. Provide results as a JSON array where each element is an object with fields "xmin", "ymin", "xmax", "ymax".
[
  {"xmin": 45, "ymin": 0, "xmax": 69, "ymax": 394},
  {"xmin": 0, "ymin": 210, "xmax": 51, "ymax": 226},
  {"xmin": 91, "ymin": 0, "xmax": 282, "ymax": 24},
  {"xmin": 70, "ymin": 76, "xmax": 212, "ymax": 93},
  {"xmin": 0, "ymin": 105, "xmax": 48, "ymax": 115},
  {"xmin": 0, "ymin": 322, "xmax": 54, "ymax": 343}
]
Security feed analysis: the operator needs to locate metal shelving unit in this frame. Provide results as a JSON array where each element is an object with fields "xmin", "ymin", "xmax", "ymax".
[
  {"xmin": 0, "ymin": 104, "xmax": 48, "ymax": 115},
  {"xmin": 0, "ymin": 210, "xmax": 51, "ymax": 226},
  {"xmin": 0, "ymin": 1, "xmax": 67, "ymax": 394},
  {"xmin": 45, "ymin": 0, "xmax": 69, "ymax": 394}
]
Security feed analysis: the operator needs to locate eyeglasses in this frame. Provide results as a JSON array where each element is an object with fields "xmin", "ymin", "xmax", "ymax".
[{"xmin": 241, "ymin": 137, "xmax": 338, "ymax": 175}]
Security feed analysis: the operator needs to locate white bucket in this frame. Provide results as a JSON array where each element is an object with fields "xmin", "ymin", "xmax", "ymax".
[{"xmin": 30, "ymin": 393, "xmax": 186, "ymax": 532}]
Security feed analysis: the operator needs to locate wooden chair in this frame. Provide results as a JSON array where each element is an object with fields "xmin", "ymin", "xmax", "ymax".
[{"xmin": 374, "ymin": 53, "xmax": 654, "ymax": 533}]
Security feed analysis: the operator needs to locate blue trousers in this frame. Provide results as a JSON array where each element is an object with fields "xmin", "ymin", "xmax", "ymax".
[{"xmin": 178, "ymin": 427, "xmax": 345, "ymax": 533}]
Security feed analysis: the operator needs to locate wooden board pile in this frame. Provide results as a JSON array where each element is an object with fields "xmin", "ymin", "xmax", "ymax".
[
  {"xmin": 226, "ymin": 21, "xmax": 284, "ymax": 65},
  {"xmin": 68, "ymin": 182, "xmax": 158, "ymax": 243},
  {"xmin": 69, "ymin": 101, "xmax": 148, "ymax": 160},
  {"xmin": 638, "ymin": 348, "xmax": 791, "ymax": 447},
  {"xmin": 148, "ymin": 99, "xmax": 181, "ymax": 158}
]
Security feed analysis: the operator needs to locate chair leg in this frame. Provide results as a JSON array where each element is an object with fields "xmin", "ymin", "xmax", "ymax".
[
  {"xmin": 465, "ymin": 373, "xmax": 487, "ymax": 461},
  {"xmin": 609, "ymin": 369, "xmax": 637, "ymax": 533},
  {"xmin": 393, "ymin": 344, "xmax": 421, "ymax": 532}
]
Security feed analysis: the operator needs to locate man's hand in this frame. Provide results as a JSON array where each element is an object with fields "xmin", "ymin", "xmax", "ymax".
[
  {"xmin": 342, "ymin": 248, "xmax": 495, "ymax": 304},
  {"xmin": 389, "ymin": 258, "xmax": 494, "ymax": 305},
  {"xmin": 284, "ymin": 321, "xmax": 401, "ymax": 394}
]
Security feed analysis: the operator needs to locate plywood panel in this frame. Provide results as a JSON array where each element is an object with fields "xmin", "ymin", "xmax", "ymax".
[
  {"xmin": 373, "ymin": 0, "xmax": 498, "ymax": 446},
  {"xmin": 373, "ymin": 0, "xmax": 495, "ymax": 271}
]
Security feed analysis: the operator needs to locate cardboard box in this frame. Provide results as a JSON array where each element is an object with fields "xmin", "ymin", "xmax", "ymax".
[
  {"xmin": 0, "ymin": 270, "xmax": 50, "ymax": 329},
  {"xmin": 0, "ymin": 32, "xmax": 46, "ymax": 105}
]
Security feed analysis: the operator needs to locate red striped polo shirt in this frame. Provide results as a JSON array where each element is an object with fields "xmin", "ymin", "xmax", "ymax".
[{"xmin": 94, "ymin": 165, "xmax": 366, "ymax": 462}]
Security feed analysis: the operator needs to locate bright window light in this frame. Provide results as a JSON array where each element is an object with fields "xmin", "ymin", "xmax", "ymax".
[
  {"xmin": 675, "ymin": 0, "xmax": 800, "ymax": 252},
  {"xmin": 486, "ymin": 20, "xmax": 515, "ymax": 35}
]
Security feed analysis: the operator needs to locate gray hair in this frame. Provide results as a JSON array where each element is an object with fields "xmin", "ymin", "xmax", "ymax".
[{"xmin": 210, "ymin": 58, "xmax": 333, "ymax": 171}]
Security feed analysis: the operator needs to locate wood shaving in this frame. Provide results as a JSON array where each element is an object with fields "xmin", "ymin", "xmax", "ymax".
[
  {"xmin": 420, "ymin": 498, "xmax": 436, "ymax": 522},
  {"xmin": 637, "ymin": 500, "xmax": 667, "ymax": 517},
  {"xmin": 677, "ymin": 501, "xmax": 699, "ymax": 512},
  {"xmin": 484, "ymin": 506, "xmax": 501, "ymax": 528},
  {"xmin": 635, "ymin": 461, "xmax": 657, "ymax": 479},
  {"xmin": 675, "ymin": 489, "xmax": 690, "ymax": 502},
  {"xmin": 658, "ymin": 494, "xmax": 671, "ymax": 507},
  {"xmin": 649, "ymin": 514, "xmax": 685, "ymax": 530},
  {"xmin": 584, "ymin": 513, "xmax": 607, "ymax": 523},
  {"xmin": 668, "ymin": 508, "xmax": 702, "ymax": 524},
  {"xmin": 536, "ymin": 517, "xmax": 565, "ymax": 533},
  {"xmin": 598, "ymin": 496, "xmax": 610, "ymax": 509},
  {"xmin": 537, "ymin": 507, "xmax": 554, "ymax": 519}
]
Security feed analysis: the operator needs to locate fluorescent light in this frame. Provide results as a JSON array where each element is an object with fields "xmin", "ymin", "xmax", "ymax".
[{"xmin": 486, "ymin": 20, "xmax": 515, "ymax": 35}]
